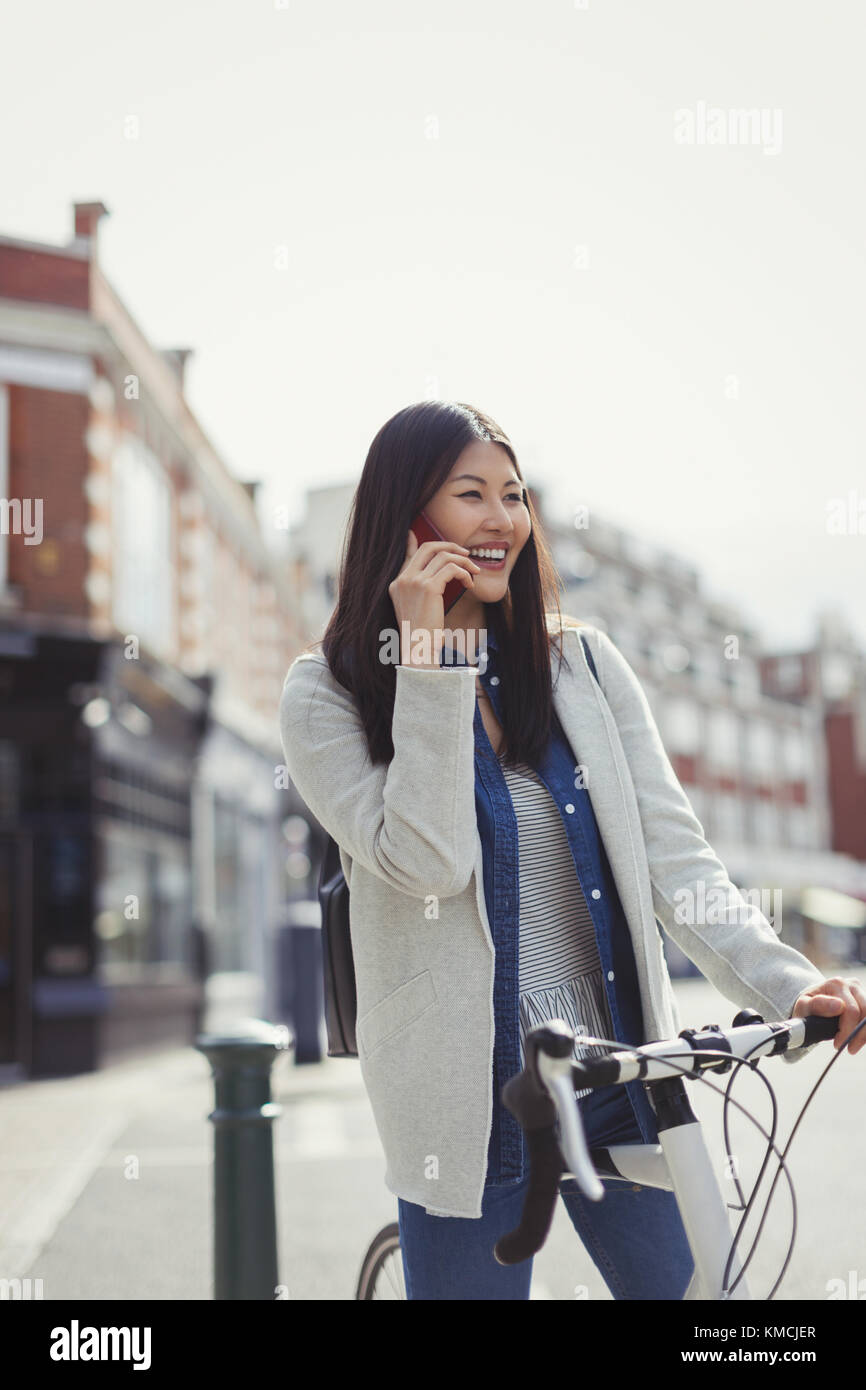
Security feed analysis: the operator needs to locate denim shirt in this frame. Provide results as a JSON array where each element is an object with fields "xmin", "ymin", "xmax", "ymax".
[{"xmin": 440, "ymin": 623, "xmax": 661, "ymax": 1186}]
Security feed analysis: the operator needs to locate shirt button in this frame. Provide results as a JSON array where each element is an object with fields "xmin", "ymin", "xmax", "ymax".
[
  {"xmin": 490, "ymin": 675, "xmax": 500, "ymax": 685},
  {"xmin": 607, "ymin": 970, "xmax": 615, "ymax": 982},
  {"xmin": 591, "ymin": 888, "xmax": 601, "ymax": 900},
  {"xmin": 564, "ymin": 803, "xmax": 575, "ymax": 814}
]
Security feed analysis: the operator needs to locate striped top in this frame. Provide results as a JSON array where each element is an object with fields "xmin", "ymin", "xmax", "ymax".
[{"xmin": 498, "ymin": 755, "xmax": 615, "ymax": 1099}]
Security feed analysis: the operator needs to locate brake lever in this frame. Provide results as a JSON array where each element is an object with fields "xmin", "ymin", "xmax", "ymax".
[
  {"xmin": 542, "ymin": 1059, "xmax": 605, "ymax": 1202},
  {"xmin": 494, "ymin": 1021, "xmax": 605, "ymax": 1264}
]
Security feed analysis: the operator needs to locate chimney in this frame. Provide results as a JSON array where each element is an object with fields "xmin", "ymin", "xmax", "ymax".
[
  {"xmin": 159, "ymin": 347, "xmax": 195, "ymax": 389},
  {"xmin": 72, "ymin": 200, "xmax": 110, "ymax": 257}
]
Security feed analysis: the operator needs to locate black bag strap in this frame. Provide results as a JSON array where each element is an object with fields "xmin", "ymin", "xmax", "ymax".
[
  {"xmin": 318, "ymin": 830, "xmax": 343, "ymax": 894},
  {"xmin": 579, "ymin": 630, "xmax": 600, "ymax": 685}
]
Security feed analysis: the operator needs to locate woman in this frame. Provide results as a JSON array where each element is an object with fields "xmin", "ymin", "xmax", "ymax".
[{"xmin": 279, "ymin": 399, "xmax": 865, "ymax": 1300}]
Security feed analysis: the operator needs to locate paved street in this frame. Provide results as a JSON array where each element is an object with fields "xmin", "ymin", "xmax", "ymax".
[{"xmin": 0, "ymin": 973, "xmax": 863, "ymax": 1300}]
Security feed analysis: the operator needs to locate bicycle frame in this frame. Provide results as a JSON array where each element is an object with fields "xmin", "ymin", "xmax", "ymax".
[{"xmin": 577, "ymin": 1090, "xmax": 750, "ymax": 1300}]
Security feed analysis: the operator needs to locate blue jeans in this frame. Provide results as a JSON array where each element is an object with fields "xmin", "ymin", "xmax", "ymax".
[{"xmin": 397, "ymin": 1166, "xmax": 695, "ymax": 1300}]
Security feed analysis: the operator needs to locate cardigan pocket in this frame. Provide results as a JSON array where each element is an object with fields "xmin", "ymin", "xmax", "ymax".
[{"xmin": 357, "ymin": 969, "xmax": 438, "ymax": 1058}]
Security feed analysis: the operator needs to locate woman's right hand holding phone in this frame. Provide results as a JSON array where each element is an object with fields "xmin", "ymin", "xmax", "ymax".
[{"xmin": 389, "ymin": 530, "xmax": 481, "ymax": 667}]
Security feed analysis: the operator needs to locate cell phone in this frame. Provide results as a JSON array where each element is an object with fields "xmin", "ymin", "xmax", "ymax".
[{"xmin": 409, "ymin": 510, "xmax": 468, "ymax": 614}]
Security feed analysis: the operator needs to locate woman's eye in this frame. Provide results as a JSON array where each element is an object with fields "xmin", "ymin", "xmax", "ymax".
[{"xmin": 460, "ymin": 491, "xmax": 523, "ymax": 501}]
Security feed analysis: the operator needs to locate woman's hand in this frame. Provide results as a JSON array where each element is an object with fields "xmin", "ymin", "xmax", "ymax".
[
  {"xmin": 792, "ymin": 976, "xmax": 866, "ymax": 1055},
  {"xmin": 389, "ymin": 530, "xmax": 480, "ymax": 666}
]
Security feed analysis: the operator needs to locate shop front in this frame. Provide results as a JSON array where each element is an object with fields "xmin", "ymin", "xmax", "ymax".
[{"xmin": 0, "ymin": 621, "xmax": 210, "ymax": 1076}]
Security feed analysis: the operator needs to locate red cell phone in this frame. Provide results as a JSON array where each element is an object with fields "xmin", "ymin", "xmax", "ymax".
[{"xmin": 409, "ymin": 510, "xmax": 468, "ymax": 614}]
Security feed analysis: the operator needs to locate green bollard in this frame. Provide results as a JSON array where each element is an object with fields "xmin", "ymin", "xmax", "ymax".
[{"xmin": 195, "ymin": 1019, "xmax": 293, "ymax": 1300}]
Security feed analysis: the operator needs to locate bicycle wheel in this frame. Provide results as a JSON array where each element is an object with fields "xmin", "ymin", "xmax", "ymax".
[{"xmin": 355, "ymin": 1222, "xmax": 406, "ymax": 1300}]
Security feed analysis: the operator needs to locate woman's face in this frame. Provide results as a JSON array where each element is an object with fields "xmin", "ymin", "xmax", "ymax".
[{"xmin": 420, "ymin": 440, "xmax": 532, "ymax": 605}]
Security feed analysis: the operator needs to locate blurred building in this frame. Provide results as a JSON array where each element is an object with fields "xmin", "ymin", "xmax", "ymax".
[
  {"xmin": 0, "ymin": 200, "xmax": 305, "ymax": 1077},
  {"xmin": 277, "ymin": 482, "xmax": 356, "ymax": 893},
  {"xmin": 758, "ymin": 610, "xmax": 866, "ymax": 963},
  {"xmin": 284, "ymin": 481, "xmax": 354, "ymax": 641},
  {"xmin": 550, "ymin": 514, "xmax": 866, "ymax": 973}
]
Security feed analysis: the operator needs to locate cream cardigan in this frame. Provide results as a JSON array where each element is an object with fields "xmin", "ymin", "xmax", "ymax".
[{"xmin": 278, "ymin": 619, "xmax": 825, "ymax": 1218}]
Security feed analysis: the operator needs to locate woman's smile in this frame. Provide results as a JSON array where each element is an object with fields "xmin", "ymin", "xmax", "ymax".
[{"xmin": 469, "ymin": 553, "xmax": 508, "ymax": 571}]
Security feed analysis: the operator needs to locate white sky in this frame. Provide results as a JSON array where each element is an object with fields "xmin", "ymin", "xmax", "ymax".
[{"xmin": 2, "ymin": 0, "xmax": 864, "ymax": 650}]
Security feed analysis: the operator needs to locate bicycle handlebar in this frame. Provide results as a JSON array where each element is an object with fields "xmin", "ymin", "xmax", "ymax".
[
  {"xmin": 493, "ymin": 1010, "xmax": 840, "ymax": 1267},
  {"xmin": 800, "ymin": 1012, "xmax": 846, "ymax": 1046}
]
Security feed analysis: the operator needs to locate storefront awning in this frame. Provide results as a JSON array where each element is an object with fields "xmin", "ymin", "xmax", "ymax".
[
  {"xmin": 800, "ymin": 885, "xmax": 866, "ymax": 930},
  {"xmin": 712, "ymin": 840, "xmax": 866, "ymax": 904}
]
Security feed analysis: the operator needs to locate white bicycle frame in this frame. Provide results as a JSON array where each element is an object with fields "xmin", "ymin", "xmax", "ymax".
[{"xmin": 538, "ymin": 1017, "xmax": 816, "ymax": 1301}]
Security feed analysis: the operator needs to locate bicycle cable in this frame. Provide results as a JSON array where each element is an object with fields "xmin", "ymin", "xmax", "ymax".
[
  {"xmin": 560, "ymin": 1034, "xmax": 795, "ymax": 1297},
  {"xmin": 553, "ymin": 1015, "xmax": 864, "ymax": 1299},
  {"xmin": 718, "ymin": 1046, "xmax": 795, "ymax": 1299},
  {"xmin": 723, "ymin": 1017, "xmax": 866, "ymax": 1299},
  {"xmin": 717, "ymin": 1045, "xmax": 783, "ymax": 1297}
]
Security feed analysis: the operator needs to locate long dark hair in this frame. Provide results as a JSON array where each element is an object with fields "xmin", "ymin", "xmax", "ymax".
[{"xmin": 314, "ymin": 400, "xmax": 579, "ymax": 767}]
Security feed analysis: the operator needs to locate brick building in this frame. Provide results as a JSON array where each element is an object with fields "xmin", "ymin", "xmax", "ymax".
[
  {"xmin": 549, "ymin": 514, "xmax": 866, "ymax": 970},
  {"xmin": 0, "ymin": 200, "xmax": 305, "ymax": 1077}
]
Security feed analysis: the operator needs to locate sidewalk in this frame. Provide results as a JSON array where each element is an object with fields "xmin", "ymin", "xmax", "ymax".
[
  {"xmin": 0, "ymin": 971, "xmax": 861, "ymax": 1299},
  {"xmin": 0, "ymin": 1035, "xmax": 371, "ymax": 1295}
]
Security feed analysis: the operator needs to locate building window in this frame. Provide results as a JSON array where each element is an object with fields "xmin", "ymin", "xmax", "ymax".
[
  {"xmin": 0, "ymin": 740, "xmax": 18, "ymax": 826},
  {"xmin": 706, "ymin": 708, "xmax": 739, "ymax": 770},
  {"xmin": 94, "ymin": 823, "xmax": 191, "ymax": 976},
  {"xmin": 678, "ymin": 598, "xmax": 703, "ymax": 633},
  {"xmin": 751, "ymin": 798, "xmax": 779, "ymax": 845},
  {"xmin": 661, "ymin": 696, "xmax": 702, "ymax": 755},
  {"xmin": 200, "ymin": 523, "xmax": 215, "ymax": 665},
  {"xmin": 782, "ymin": 726, "xmax": 808, "ymax": 778},
  {"xmin": 774, "ymin": 656, "xmax": 803, "ymax": 693},
  {"xmin": 695, "ymin": 645, "xmax": 729, "ymax": 695},
  {"xmin": 640, "ymin": 579, "xmax": 670, "ymax": 622},
  {"xmin": 731, "ymin": 655, "xmax": 761, "ymax": 701},
  {"xmin": 713, "ymin": 791, "xmax": 743, "ymax": 842},
  {"xmin": 785, "ymin": 803, "xmax": 814, "ymax": 849},
  {"xmin": 93, "ymin": 755, "xmax": 191, "ymax": 837},
  {"xmin": 214, "ymin": 797, "xmax": 243, "ymax": 972},
  {"xmin": 745, "ymin": 719, "xmax": 777, "ymax": 780},
  {"xmin": 0, "ymin": 384, "xmax": 9, "ymax": 591},
  {"xmin": 821, "ymin": 654, "xmax": 853, "ymax": 701},
  {"xmin": 112, "ymin": 434, "xmax": 175, "ymax": 658}
]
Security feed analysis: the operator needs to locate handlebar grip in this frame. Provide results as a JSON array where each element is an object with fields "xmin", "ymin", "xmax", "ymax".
[
  {"xmin": 493, "ymin": 1124, "xmax": 563, "ymax": 1266},
  {"xmin": 801, "ymin": 1012, "xmax": 841, "ymax": 1046}
]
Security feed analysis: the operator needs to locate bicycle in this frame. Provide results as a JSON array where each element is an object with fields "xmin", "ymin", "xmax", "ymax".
[
  {"xmin": 355, "ymin": 1006, "xmax": 851, "ymax": 1299},
  {"xmin": 355, "ymin": 1223, "xmax": 405, "ymax": 1299}
]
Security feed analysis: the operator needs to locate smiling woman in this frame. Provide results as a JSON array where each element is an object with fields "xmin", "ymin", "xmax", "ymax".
[
  {"xmin": 279, "ymin": 397, "xmax": 844, "ymax": 1302},
  {"xmin": 311, "ymin": 400, "xmax": 569, "ymax": 770}
]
